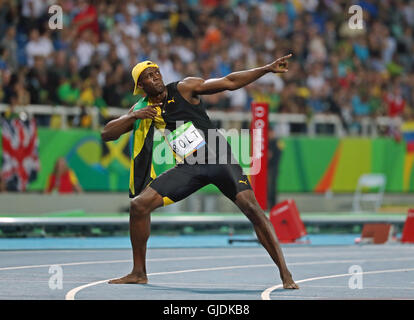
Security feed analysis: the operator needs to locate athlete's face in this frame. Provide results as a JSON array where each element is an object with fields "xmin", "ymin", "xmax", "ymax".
[{"xmin": 138, "ymin": 67, "xmax": 165, "ymax": 96}]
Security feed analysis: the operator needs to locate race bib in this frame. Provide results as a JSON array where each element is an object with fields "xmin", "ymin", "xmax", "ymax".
[{"xmin": 166, "ymin": 122, "xmax": 206, "ymax": 159}]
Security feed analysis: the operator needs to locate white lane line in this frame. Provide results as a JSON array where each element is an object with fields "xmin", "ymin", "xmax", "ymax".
[
  {"xmin": 1, "ymin": 245, "xmax": 413, "ymax": 256},
  {"xmin": 261, "ymin": 295, "xmax": 330, "ymax": 299},
  {"xmin": 65, "ymin": 256, "xmax": 414, "ymax": 300},
  {"xmin": 0, "ymin": 254, "xmax": 267, "ymax": 272},
  {"xmin": 0, "ymin": 260, "xmax": 130, "ymax": 271},
  {"xmin": 304, "ymin": 285, "xmax": 414, "ymax": 290},
  {"xmin": 65, "ymin": 280, "xmax": 109, "ymax": 300},
  {"xmin": 65, "ymin": 263, "xmax": 273, "ymax": 300},
  {"xmin": 2, "ymin": 249, "xmax": 413, "ymax": 272},
  {"xmin": 0, "ymin": 249, "xmax": 128, "ymax": 254},
  {"xmin": 288, "ymin": 256, "xmax": 414, "ymax": 266},
  {"xmin": 0, "ymin": 245, "xmax": 412, "ymax": 257},
  {"xmin": 261, "ymin": 267, "xmax": 414, "ymax": 300},
  {"xmin": 1, "ymin": 253, "xmax": 412, "ymax": 273}
]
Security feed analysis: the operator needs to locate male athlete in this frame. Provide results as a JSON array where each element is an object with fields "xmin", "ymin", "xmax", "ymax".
[{"xmin": 101, "ymin": 54, "xmax": 299, "ymax": 289}]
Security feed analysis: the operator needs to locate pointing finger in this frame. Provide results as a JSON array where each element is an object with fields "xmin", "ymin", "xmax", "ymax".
[{"xmin": 278, "ymin": 53, "xmax": 293, "ymax": 61}]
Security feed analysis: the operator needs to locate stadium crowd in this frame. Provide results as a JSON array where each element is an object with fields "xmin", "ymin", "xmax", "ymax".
[{"xmin": 0, "ymin": 0, "xmax": 413, "ymax": 133}]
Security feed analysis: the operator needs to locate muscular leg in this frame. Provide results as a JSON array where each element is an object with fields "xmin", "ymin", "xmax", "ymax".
[
  {"xmin": 109, "ymin": 163, "xmax": 208, "ymax": 284},
  {"xmin": 235, "ymin": 189, "xmax": 299, "ymax": 289},
  {"xmin": 108, "ymin": 186, "xmax": 163, "ymax": 284}
]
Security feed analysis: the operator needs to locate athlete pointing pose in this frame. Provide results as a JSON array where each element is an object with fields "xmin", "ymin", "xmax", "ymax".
[{"xmin": 101, "ymin": 54, "xmax": 299, "ymax": 289}]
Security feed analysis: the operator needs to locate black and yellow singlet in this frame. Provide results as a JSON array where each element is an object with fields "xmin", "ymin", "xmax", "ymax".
[{"xmin": 129, "ymin": 81, "xmax": 251, "ymax": 203}]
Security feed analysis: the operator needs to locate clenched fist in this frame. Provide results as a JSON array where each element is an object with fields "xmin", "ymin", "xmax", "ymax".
[{"xmin": 130, "ymin": 103, "xmax": 162, "ymax": 120}]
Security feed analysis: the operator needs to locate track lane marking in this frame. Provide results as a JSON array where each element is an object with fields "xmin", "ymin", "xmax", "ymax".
[
  {"xmin": 0, "ymin": 254, "xmax": 268, "ymax": 271},
  {"xmin": 261, "ymin": 267, "xmax": 414, "ymax": 300},
  {"xmin": 3, "ymin": 249, "xmax": 414, "ymax": 271},
  {"xmin": 65, "ymin": 257, "xmax": 414, "ymax": 300},
  {"xmin": 65, "ymin": 263, "xmax": 274, "ymax": 300}
]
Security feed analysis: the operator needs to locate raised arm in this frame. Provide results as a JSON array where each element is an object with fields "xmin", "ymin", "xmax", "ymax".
[
  {"xmin": 101, "ymin": 103, "xmax": 161, "ymax": 142},
  {"xmin": 178, "ymin": 54, "xmax": 292, "ymax": 101}
]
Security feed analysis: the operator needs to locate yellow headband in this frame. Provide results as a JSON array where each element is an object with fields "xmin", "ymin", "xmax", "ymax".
[{"xmin": 131, "ymin": 61, "xmax": 159, "ymax": 95}]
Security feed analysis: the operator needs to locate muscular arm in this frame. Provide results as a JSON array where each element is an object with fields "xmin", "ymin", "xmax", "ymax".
[
  {"xmin": 178, "ymin": 54, "xmax": 292, "ymax": 101},
  {"xmin": 101, "ymin": 104, "xmax": 160, "ymax": 142}
]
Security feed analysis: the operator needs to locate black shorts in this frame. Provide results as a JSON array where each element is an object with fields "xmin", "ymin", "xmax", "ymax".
[{"xmin": 149, "ymin": 163, "xmax": 252, "ymax": 206}]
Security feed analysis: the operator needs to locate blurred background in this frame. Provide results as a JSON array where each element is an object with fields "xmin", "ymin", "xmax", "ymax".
[{"xmin": 0, "ymin": 0, "xmax": 413, "ymax": 243}]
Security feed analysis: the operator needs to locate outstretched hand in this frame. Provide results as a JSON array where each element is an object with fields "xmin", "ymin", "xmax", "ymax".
[{"xmin": 266, "ymin": 54, "xmax": 292, "ymax": 73}]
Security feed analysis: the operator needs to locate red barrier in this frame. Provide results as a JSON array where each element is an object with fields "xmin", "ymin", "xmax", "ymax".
[
  {"xmin": 360, "ymin": 223, "xmax": 393, "ymax": 244},
  {"xmin": 269, "ymin": 200, "xmax": 307, "ymax": 243},
  {"xmin": 250, "ymin": 102, "xmax": 268, "ymax": 211},
  {"xmin": 401, "ymin": 209, "xmax": 414, "ymax": 243}
]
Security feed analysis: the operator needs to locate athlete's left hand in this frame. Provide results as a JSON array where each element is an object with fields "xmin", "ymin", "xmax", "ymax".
[{"xmin": 266, "ymin": 54, "xmax": 292, "ymax": 73}]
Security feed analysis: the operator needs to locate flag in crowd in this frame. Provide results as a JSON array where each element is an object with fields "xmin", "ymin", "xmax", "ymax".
[{"xmin": 1, "ymin": 115, "xmax": 40, "ymax": 191}]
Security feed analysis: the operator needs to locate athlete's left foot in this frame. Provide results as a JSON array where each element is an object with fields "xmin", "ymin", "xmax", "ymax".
[
  {"xmin": 281, "ymin": 271, "xmax": 299, "ymax": 289},
  {"xmin": 283, "ymin": 280, "xmax": 299, "ymax": 289}
]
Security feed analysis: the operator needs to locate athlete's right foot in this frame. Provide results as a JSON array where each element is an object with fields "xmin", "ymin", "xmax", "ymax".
[{"xmin": 108, "ymin": 273, "xmax": 148, "ymax": 284}]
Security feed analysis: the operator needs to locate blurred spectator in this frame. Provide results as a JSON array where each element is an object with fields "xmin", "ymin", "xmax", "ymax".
[
  {"xmin": 25, "ymin": 28, "xmax": 54, "ymax": 67},
  {"xmin": 352, "ymin": 89, "xmax": 371, "ymax": 118},
  {"xmin": 27, "ymin": 56, "xmax": 49, "ymax": 105},
  {"xmin": 13, "ymin": 78, "xmax": 31, "ymax": 107},
  {"xmin": 75, "ymin": 29, "xmax": 95, "ymax": 69},
  {"xmin": 384, "ymin": 84, "xmax": 406, "ymax": 118},
  {"xmin": 0, "ymin": 26, "xmax": 18, "ymax": 71},
  {"xmin": 21, "ymin": 0, "xmax": 47, "ymax": 32},
  {"xmin": 72, "ymin": 0, "xmax": 99, "ymax": 36},
  {"xmin": 119, "ymin": 13, "xmax": 140, "ymax": 39},
  {"xmin": 0, "ymin": 47, "xmax": 8, "ymax": 70},
  {"xmin": 45, "ymin": 157, "xmax": 83, "ymax": 194},
  {"xmin": 57, "ymin": 77, "xmax": 80, "ymax": 106},
  {"xmin": 0, "ymin": 174, "xmax": 5, "ymax": 192}
]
